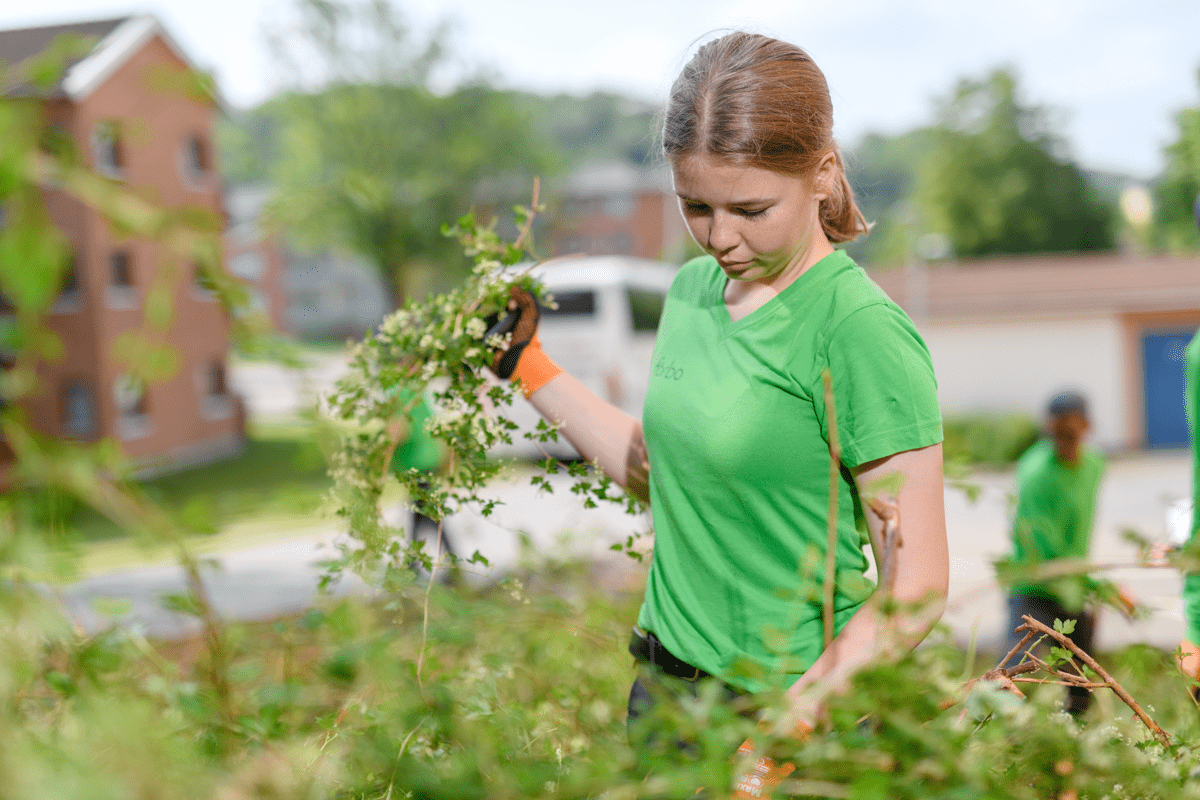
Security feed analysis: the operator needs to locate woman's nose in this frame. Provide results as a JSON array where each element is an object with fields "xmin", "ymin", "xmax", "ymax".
[{"xmin": 707, "ymin": 212, "xmax": 739, "ymax": 252}]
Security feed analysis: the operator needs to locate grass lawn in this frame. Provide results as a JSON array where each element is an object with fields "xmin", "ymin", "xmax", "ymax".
[{"xmin": 24, "ymin": 421, "xmax": 338, "ymax": 578}]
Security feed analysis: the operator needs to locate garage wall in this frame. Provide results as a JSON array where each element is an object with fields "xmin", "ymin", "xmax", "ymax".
[{"xmin": 916, "ymin": 314, "xmax": 1129, "ymax": 451}]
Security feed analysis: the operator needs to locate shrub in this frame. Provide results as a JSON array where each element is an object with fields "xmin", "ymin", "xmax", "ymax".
[{"xmin": 943, "ymin": 412, "xmax": 1041, "ymax": 466}]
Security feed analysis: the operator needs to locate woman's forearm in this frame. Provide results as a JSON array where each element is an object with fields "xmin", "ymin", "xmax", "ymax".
[
  {"xmin": 525, "ymin": 373, "xmax": 650, "ymax": 503},
  {"xmin": 785, "ymin": 443, "xmax": 949, "ymax": 723},
  {"xmin": 784, "ymin": 582, "xmax": 946, "ymax": 723}
]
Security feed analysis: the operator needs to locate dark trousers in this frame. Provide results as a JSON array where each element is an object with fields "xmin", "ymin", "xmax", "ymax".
[
  {"xmin": 626, "ymin": 634, "xmax": 747, "ymax": 760},
  {"xmin": 410, "ymin": 479, "xmax": 453, "ymax": 558},
  {"xmin": 1005, "ymin": 593, "xmax": 1096, "ymax": 716}
]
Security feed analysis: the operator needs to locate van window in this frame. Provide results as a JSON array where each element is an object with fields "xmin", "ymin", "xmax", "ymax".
[
  {"xmin": 543, "ymin": 290, "xmax": 595, "ymax": 317},
  {"xmin": 626, "ymin": 288, "xmax": 665, "ymax": 332}
]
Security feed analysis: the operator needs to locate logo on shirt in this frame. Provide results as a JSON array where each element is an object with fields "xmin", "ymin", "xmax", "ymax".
[{"xmin": 652, "ymin": 358, "xmax": 683, "ymax": 380}]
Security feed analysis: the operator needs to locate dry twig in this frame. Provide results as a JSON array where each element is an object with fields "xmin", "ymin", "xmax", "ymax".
[{"xmin": 1013, "ymin": 615, "xmax": 1171, "ymax": 747}]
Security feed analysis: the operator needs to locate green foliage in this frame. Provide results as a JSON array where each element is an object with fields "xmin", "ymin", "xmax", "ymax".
[
  {"xmin": 915, "ymin": 70, "xmax": 1116, "ymax": 258},
  {"xmin": 241, "ymin": 0, "xmax": 560, "ymax": 304},
  {"xmin": 1151, "ymin": 68, "xmax": 1200, "ymax": 252},
  {"xmin": 22, "ymin": 422, "xmax": 334, "ymax": 544},
  {"xmin": 844, "ymin": 129, "xmax": 937, "ymax": 267},
  {"xmin": 322, "ymin": 204, "xmax": 643, "ymax": 590},
  {"xmin": 515, "ymin": 90, "xmax": 661, "ymax": 167},
  {"xmin": 943, "ymin": 412, "xmax": 1040, "ymax": 466}
]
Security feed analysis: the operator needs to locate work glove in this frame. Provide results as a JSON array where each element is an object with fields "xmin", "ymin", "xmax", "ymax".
[
  {"xmin": 485, "ymin": 284, "xmax": 561, "ymax": 397},
  {"xmin": 731, "ymin": 721, "xmax": 811, "ymax": 799}
]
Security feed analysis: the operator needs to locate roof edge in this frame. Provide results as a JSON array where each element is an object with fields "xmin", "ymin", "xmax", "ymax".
[{"xmin": 60, "ymin": 13, "xmax": 228, "ymax": 111}]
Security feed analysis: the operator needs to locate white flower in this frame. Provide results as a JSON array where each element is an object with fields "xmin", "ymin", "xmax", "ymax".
[{"xmin": 465, "ymin": 317, "xmax": 486, "ymax": 338}]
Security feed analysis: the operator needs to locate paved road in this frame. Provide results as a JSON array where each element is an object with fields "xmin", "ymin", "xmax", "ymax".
[
  {"xmin": 61, "ymin": 355, "xmax": 1198, "ymax": 655},
  {"xmin": 940, "ymin": 450, "xmax": 1193, "ymax": 654}
]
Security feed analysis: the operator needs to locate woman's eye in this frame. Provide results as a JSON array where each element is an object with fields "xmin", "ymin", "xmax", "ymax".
[
  {"xmin": 682, "ymin": 202, "xmax": 710, "ymax": 215},
  {"xmin": 736, "ymin": 207, "xmax": 767, "ymax": 218}
]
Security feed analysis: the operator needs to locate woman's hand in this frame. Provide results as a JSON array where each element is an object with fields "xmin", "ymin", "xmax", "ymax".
[
  {"xmin": 487, "ymin": 284, "xmax": 542, "ymax": 379},
  {"xmin": 783, "ymin": 443, "xmax": 949, "ymax": 718},
  {"xmin": 482, "ymin": 285, "xmax": 650, "ymax": 502}
]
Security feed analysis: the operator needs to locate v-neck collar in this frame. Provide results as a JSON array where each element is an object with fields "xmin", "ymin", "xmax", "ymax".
[{"xmin": 712, "ymin": 250, "xmax": 849, "ymax": 336}]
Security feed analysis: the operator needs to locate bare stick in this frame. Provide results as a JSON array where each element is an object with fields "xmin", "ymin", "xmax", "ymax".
[
  {"xmin": 868, "ymin": 497, "xmax": 902, "ymax": 594},
  {"xmin": 415, "ymin": 450, "xmax": 454, "ymax": 698},
  {"xmin": 821, "ymin": 370, "xmax": 841, "ymax": 650},
  {"xmin": 1018, "ymin": 615, "xmax": 1171, "ymax": 748},
  {"xmin": 996, "ymin": 630, "xmax": 1037, "ymax": 673},
  {"xmin": 511, "ymin": 177, "xmax": 540, "ymax": 253}
]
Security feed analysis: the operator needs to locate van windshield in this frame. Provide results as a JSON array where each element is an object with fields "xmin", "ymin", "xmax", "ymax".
[
  {"xmin": 626, "ymin": 288, "xmax": 664, "ymax": 332},
  {"xmin": 542, "ymin": 290, "xmax": 596, "ymax": 318}
]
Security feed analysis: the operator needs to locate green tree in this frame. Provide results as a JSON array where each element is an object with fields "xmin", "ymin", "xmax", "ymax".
[
  {"xmin": 844, "ymin": 129, "xmax": 937, "ymax": 267},
  {"xmin": 914, "ymin": 70, "xmax": 1115, "ymax": 259},
  {"xmin": 257, "ymin": 0, "xmax": 558, "ymax": 305},
  {"xmin": 1151, "ymin": 69, "xmax": 1200, "ymax": 252}
]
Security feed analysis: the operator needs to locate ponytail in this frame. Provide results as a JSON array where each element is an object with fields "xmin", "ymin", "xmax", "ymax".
[{"xmin": 818, "ymin": 148, "xmax": 869, "ymax": 243}]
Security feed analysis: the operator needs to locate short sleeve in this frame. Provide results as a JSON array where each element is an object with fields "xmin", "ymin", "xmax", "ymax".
[{"xmin": 821, "ymin": 303, "xmax": 943, "ymax": 468}]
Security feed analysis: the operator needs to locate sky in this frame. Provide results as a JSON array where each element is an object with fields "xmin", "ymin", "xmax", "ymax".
[{"xmin": 1, "ymin": 0, "xmax": 1198, "ymax": 179}]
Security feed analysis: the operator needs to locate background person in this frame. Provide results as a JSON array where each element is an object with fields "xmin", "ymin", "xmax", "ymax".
[
  {"xmin": 387, "ymin": 391, "xmax": 454, "ymax": 566},
  {"xmin": 1003, "ymin": 391, "xmax": 1123, "ymax": 717},
  {"xmin": 489, "ymin": 30, "xmax": 949, "ymax": 781}
]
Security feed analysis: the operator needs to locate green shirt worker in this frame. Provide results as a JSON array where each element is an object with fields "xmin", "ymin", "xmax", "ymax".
[
  {"xmin": 1004, "ymin": 392, "xmax": 1106, "ymax": 717},
  {"xmin": 387, "ymin": 392, "xmax": 453, "ymax": 562},
  {"xmin": 1178, "ymin": 331, "xmax": 1200, "ymax": 688},
  {"xmin": 489, "ymin": 32, "xmax": 949, "ymax": 789}
]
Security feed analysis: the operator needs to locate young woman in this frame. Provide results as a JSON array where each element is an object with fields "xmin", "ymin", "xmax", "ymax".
[{"xmin": 492, "ymin": 31, "xmax": 948, "ymax": 746}]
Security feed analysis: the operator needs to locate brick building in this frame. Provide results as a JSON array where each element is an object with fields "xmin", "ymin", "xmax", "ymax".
[
  {"xmin": 549, "ymin": 161, "xmax": 690, "ymax": 263},
  {"xmin": 1, "ymin": 15, "xmax": 253, "ymax": 474}
]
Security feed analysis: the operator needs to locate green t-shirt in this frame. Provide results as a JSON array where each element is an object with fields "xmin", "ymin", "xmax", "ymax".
[
  {"xmin": 389, "ymin": 394, "xmax": 442, "ymax": 476},
  {"xmin": 1009, "ymin": 439, "xmax": 1105, "ymax": 605},
  {"xmin": 1181, "ymin": 331, "xmax": 1200, "ymax": 645},
  {"xmin": 636, "ymin": 250, "xmax": 943, "ymax": 693}
]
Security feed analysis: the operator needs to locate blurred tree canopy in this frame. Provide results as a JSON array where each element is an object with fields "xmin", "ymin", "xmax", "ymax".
[
  {"xmin": 240, "ymin": 0, "xmax": 559, "ymax": 304},
  {"xmin": 913, "ymin": 70, "xmax": 1115, "ymax": 259},
  {"xmin": 1150, "ymin": 69, "xmax": 1200, "ymax": 252},
  {"xmin": 843, "ymin": 129, "xmax": 937, "ymax": 267}
]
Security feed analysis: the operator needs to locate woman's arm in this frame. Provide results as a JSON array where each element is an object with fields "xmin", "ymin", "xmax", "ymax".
[
  {"xmin": 783, "ymin": 442, "xmax": 949, "ymax": 725},
  {"xmin": 525, "ymin": 374, "xmax": 651, "ymax": 505},
  {"xmin": 491, "ymin": 284, "xmax": 651, "ymax": 504}
]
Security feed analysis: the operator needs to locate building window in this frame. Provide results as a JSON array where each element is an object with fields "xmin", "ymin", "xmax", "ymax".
[
  {"xmin": 180, "ymin": 134, "xmax": 212, "ymax": 184},
  {"xmin": 113, "ymin": 374, "xmax": 151, "ymax": 440},
  {"xmin": 199, "ymin": 358, "xmax": 232, "ymax": 420},
  {"xmin": 110, "ymin": 250, "xmax": 132, "ymax": 286},
  {"xmin": 602, "ymin": 194, "xmax": 636, "ymax": 218},
  {"xmin": 626, "ymin": 287, "xmax": 665, "ymax": 332},
  {"xmin": 91, "ymin": 121, "xmax": 124, "ymax": 178},
  {"xmin": 51, "ymin": 253, "xmax": 83, "ymax": 315},
  {"xmin": 107, "ymin": 250, "xmax": 136, "ymax": 309},
  {"xmin": 207, "ymin": 361, "xmax": 227, "ymax": 396},
  {"xmin": 61, "ymin": 381, "xmax": 98, "ymax": 438}
]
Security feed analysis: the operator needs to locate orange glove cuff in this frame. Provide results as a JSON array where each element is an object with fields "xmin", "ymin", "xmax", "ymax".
[{"xmin": 511, "ymin": 333, "xmax": 563, "ymax": 399}]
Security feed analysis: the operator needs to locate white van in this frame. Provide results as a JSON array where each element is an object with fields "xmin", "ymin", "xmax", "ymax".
[{"xmin": 492, "ymin": 255, "xmax": 679, "ymax": 459}]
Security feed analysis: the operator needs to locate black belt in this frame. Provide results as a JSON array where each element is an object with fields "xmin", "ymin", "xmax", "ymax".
[{"xmin": 629, "ymin": 628, "xmax": 711, "ymax": 682}]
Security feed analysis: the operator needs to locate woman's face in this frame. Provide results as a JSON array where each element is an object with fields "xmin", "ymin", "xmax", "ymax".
[{"xmin": 671, "ymin": 152, "xmax": 832, "ymax": 284}]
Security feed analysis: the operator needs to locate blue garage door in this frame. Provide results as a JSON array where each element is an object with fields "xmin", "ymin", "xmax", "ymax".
[{"xmin": 1143, "ymin": 331, "xmax": 1194, "ymax": 447}]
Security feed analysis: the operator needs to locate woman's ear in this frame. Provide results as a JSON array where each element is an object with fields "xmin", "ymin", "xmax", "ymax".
[{"xmin": 812, "ymin": 151, "xmax": 838, "ymax": 202}]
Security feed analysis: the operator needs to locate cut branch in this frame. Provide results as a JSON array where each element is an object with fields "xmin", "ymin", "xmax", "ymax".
[{"xmin": 1016, "ymin": 615, "xmax": 1171, "ymax": 748}]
